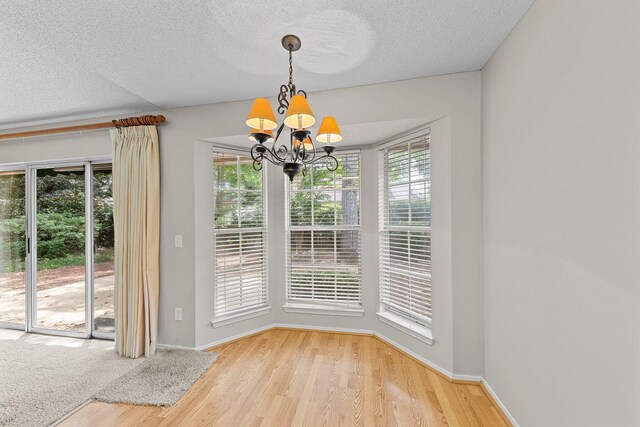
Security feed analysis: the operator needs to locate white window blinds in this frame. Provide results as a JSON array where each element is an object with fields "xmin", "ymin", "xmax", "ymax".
[
  {"xmin": 213, "ymin": 152, "xmax": 267, "ymax": 319},
  {"xmin": 286, "ymin": 152, "xmax": 362, "ymax": 308},
  {"xmin": 379, "ymin": 136, "xmax": 432, "ymax": 326}
]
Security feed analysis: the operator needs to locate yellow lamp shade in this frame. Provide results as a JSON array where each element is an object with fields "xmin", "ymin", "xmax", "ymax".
[
  {"xmin": 248, "ymin": 128, "xmax": 274, "ymax": 143},
  {"xmin": 246, "ymin": 98, "xmax": 277, "ymax": 131},
  {"xmin": 316, "ymin": 116, "xmax": 342, "ymax": 143},
  {"xmin": 284, "ymin": 94, "xmax": 315, "ymax": 129}
]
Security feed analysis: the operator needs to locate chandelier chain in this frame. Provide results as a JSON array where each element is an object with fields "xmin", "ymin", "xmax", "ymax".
[{"xmin": 288, "ymin": 47, "xmax": 293, "ymax": 86}]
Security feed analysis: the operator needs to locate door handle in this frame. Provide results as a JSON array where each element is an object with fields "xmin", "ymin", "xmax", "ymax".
[{"xmin": 26, "ymin": 237, "xmax": 31, "ymax": 255}]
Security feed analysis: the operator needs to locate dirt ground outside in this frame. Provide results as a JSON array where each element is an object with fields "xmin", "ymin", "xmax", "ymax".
[{"xmin": 0, "ymin": 262, "xmax": 114, "ymax": 332}]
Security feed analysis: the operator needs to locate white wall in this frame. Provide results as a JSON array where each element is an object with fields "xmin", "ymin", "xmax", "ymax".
[
  {"xmin": 0, "ymin": 71, "xmax": 482, "ymax": 377},
  {"xmin": 482, "ymin": 0, "xmax": 640, "ymax": 425},
  {"xmin": 0, "ymin": 131, "xmax": 112, "ymax": 164}
]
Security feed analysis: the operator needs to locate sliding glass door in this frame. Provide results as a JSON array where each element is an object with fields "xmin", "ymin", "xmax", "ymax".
[
  {"xmin": 0, "ymin": 168, "xmax": 26, "ymax": 329},
  {"xmin": 31, "ymin": 165, "xmax": 87, "ymax": 334},
  {"xmin": 0, "ymin": 158, "xmax": 114, "ymax": 339},
  {"xmin": 91, "ymin": 163, "xmax": 114, "ymax": 338}
]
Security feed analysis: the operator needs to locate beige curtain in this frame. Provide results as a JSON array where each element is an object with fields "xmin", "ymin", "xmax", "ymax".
[{"xmin": 111, "ymin": 126, "xmax": 160, "ymax": 358}]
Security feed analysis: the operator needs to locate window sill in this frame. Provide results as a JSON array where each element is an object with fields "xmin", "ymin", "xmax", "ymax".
[
  {"xmin": 212, "ymin": 306, "xmax": 271, "ymax": 328},
  {"xmin": 377, "ymin": 310, "xmax": 433, "ymax": 345},
  {"xmin": 283, "ymin": 303, "xmax": 364, "ymax": 317}
]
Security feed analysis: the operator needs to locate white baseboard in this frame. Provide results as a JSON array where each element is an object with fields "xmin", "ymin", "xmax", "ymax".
[
  {"xmin": 482, "ymin": 379, "xmax": 519, "ymax": 427},
  {"xmin": 195, "ymin": 324, "xmax": 274, "ymax": 351},
  {"xmin": 373, "ymin": 331, "xmax": 454, "ymax": 379},
  {"xmin": 274, "ymin": 323, "xmax": 374, "ymax": 335},
  {"xmin": 452, "ymin": 373, "xmax": 484, "ymax": 383},
  {"xmin": 157, "ymin": 343, "xmax": 197, "ymax": 351}
]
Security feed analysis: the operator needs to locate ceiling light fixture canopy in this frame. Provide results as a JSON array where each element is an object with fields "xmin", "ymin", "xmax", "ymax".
[{"xmin": 246, "ymin": 34, "xmax": 342, "ymax": 181}]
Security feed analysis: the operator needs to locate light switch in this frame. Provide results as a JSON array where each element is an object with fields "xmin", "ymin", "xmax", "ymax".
[
  {"xmin": 175, "ymin": 307, "xmax": 183, "ymax": 321},
  {"xmin": 174, "ymin": 235, "xmax": 183, "ymax": 248}
]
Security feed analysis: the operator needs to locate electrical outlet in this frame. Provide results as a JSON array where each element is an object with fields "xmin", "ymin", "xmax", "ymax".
[
  {"xmin": 174, "ymin": 307, "xmax": 183, "ymax": 321},
  {"xmin": 174, "ymin": 235, "xmax": 183, "ymax": 248}
]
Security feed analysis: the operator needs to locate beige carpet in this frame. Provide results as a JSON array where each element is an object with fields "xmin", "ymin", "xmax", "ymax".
[
  {"xmin": 0, "ymin": 330, "xmax": 216, "ymax": 427},
  {"xmin": 94, "ymin": 348, "xmax": 217, "ymax": 406}
]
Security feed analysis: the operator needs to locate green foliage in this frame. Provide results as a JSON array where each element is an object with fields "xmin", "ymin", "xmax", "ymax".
[
  {"xmin": 93, "ymin": 170, "xmax": 114, "ymax": 248},
  {"xmin": 289, "ymin": 191, "xmax": 338, "ymax": 225},
  {"xmin": 214, "ymin": 160, "xmax": 262, "ymax": 190},
  {"xmin": 289, "ymin": 157, "xmax": 360, "ymax": 226},
  {"xmin": 386, "ymin": 144, "xmax": 431, "ymax": 227},
  {"xmin": 0, "ymin": 169, "xmax": 115, "ymax": 274},
  {"xmin": 36, "ymin": 169, "xmax": 85, "ymax": 216},
  {"xmin": 0, "ymin": 174, "xmax": 25, "ymax": 218},
  {"xmin": 36, "ymin": 212, "xmax": 85, "ymax": 258},
  {"xmin": 214, "ymin": 157, "xmax": 263, "ymax": 229},
  {"xmin": 0, "ymin": 216, "xmax": 26, "ymax": 260},
  {"xmin": 388, "ymin": 199, "xmax": 431, "ymax": 226},
  {"xmin": 36, "ymin": 251, "xmax": 112, "ymax": 271}
]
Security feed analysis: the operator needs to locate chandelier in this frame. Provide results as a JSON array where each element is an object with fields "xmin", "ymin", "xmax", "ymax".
[{"xmin": 245, "ymin": 34, "xmax": 343, "ymax": 181}]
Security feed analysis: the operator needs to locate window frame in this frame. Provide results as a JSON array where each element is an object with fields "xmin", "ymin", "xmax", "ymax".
[
  {"xmin": 211, "ymin": 147, "xmax": 270, "ymax": 326},
  {"xmin": 284, "ymin": 149, "xmax": 364, "ymax": 316},
  {"xmin": 377, "ymin": 132, "xmax": 433, "ymax": 344}
]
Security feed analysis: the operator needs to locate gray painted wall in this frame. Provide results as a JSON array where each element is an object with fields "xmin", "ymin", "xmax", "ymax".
[
  {"xmin": 0, "ymin": 71, "xmax": 482, "ymax": 376},
  {"xmin": 482, "ymin": 0, "xmax": 640, "ymax": 425},
  {"xmin": 193, "ymin": 73, "xmax": 483, "ymax": 376}
]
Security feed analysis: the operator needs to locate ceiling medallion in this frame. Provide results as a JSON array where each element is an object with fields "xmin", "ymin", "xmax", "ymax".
[{"xmin": 245, "ymin": 34, "xmax": 343, "ymax": 181}]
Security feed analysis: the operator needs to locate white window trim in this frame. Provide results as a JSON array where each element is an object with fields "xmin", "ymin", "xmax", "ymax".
[
  {"xmin": 377, "ymin": 124, "xmax": 432, "ymax": 151},
  {"xmin": 283, "ymin": 302, "xmax": 364, "ymax": 317},
  {"xmin": 284, "ymin": 149, "xmax": 363, "ymax": 311},
  {"xmin": 378, "ymin": 131, "xmax": 433, "ymax": 341},
  {"xmin": 377, "ymin": 310, "xmax": 433, "ymax": 345},
  {"xmin": 211, "ymin": 147, "xmax": 269, "ymax": 324}
]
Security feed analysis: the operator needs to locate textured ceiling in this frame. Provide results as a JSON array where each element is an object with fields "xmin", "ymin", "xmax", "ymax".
[{"xmin": 0, "ymin": 0, "xmax": 533, "ymax": 128}]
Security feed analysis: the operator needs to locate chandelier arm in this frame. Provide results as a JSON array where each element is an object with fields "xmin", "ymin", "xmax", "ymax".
[
  {"xmin": 261, "ymin": 127, "xmax": 289, "ymax": 163},
  {"xmin": 250, "ymin": 147, "xmax": 265, "ymax": 171},
  {"xmin": 250, "ymin": 143, "xmax": 262, "ymax": 159},
  {"xmin": 260, "ymin": 155, "xmax": 284, "ymax": 167},
  {"xmin": 290, "ymin": 134, "xmax": 301, "ymax": 163},
  {"xmin": 252, "ymin": 159, "xmax": 263, "ymax": 171},
  {"xmin": 251, "ymin": 143, "xmax": 285, "ymax": 167},
  {"xmin": 307, "ymin": 153, "xmax": 339, "ymax": 172},
  {"xmin": 269, "ymin": 141, "xmax": 289, "ymax": 163},
  {"xmin": 304, "ymin": 139, "xmax": 317, "ymax": 163},
  {"xmin": 304, "ymin": 149, "xmax": 316, "ymax": 163},
  {"xmin": 250, "ymin": 144, "xmax": 267, "ymax": 167},
  {"xmin": 277, "ymin": 85, "xmax": 290, "ymax": 115},
  {"xmin": 274, "ymin": 122, "xmax": 286, "ymax": 143}
]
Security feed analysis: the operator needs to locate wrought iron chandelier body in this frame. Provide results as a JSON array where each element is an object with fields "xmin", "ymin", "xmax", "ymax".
[{"xmin": 246, "ymin": 35, "xmax": 342, "ymax": 181}]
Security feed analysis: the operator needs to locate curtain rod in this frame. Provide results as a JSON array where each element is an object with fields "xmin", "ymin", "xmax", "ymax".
[{"xmin": 0, "ymin": 114, "xmax": 167, "ymax": 141}]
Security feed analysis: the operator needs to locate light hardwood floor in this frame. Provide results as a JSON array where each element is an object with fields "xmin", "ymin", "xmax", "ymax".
[{"xmin": 61, "ymin": 329, "xmax": 509, "ymax": 426}]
